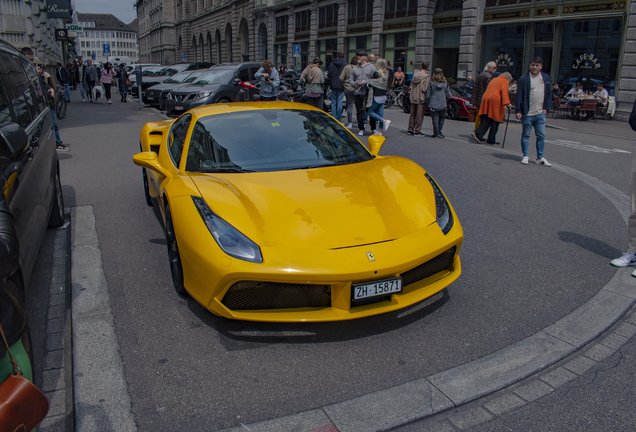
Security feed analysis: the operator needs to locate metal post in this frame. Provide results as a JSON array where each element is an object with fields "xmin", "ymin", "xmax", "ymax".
[{"xmin": 137, "ymin": 65, "xmax": 143, "ymax": 110}]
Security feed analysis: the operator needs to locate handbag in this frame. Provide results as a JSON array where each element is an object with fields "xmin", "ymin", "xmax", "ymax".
[
  {"xmin": 0, "ymin": 322, "xmax": 49, "ymax": 432},
  {"xmin": 126, "ymin": 77, "xmax": 131, "ymax": 87}
]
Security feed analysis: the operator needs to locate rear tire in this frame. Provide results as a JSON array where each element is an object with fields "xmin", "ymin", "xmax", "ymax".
[
  {"xmin": 57, "ymin": 98, "xmax": 67, "ymax": 119},
  {"xmin": 48, "ymin": 168, "xmax": 65, "ymax": 228},
  {"xmin": 142, "ymin": 169, "xmax": 153, "ymax": 207},
  {"xmin": 447, "ymin": 100, "xmax": 460, "ymax": 120},
  {"xmin": 165, "ymin": 205, "xmax": 188, "ymax": 296}
]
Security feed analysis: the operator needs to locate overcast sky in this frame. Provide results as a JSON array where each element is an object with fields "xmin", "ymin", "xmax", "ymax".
[{"xmin": 74, "ymin": 0, "xmax": 137, "ymax": 24}]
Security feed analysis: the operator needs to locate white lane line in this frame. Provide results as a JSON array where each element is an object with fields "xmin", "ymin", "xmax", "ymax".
[{"xmin": 546, "ymin": 140, "xmax": 631, "ymax": 154}]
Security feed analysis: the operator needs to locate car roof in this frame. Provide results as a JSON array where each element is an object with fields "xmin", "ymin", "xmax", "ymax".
[{"xmin": 208, "ymin": 62, "xmax": 262, "ymax": 70}]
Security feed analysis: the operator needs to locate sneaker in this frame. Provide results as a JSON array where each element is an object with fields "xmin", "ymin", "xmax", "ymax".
[
  {"xmin": 358, "ymin": 130, "xmax": 364, "ymax": 136},
  {"xmin": 383, "ymin": 120, "xmax": 391, "ymax": 132},
  {"xmin": 438, "ymin": 133, "xmax": 445, "ymax": 138},
  {"xmin": 407, "ymin": 131, "xmax": 414, "ymax": 136},
  {"xmin": 632, "ymin": 268, "xmax": 636, "ymax": 278},
  {"xmin": 56, "ymin": 145, "xmax": 70, "ymax": 152},
  {"xmin": 536, "ymin": 158, "xmax": 552, "ymax": 167},
  {"xmin": 611, "ymin": 252, "xmax": 636, "ymax": 267},
  {"xmin": 373, "ymin": 130, "xmax": 382, "ymax": 136},
  {"xmin": 82, "ymin": 99, "xmax": 86, "ymax": 102},
  {"xmin": 471, "ymin": 132, "xmax": 481, "ymax": 144},
  {"xmin": 521, "ymin": 156, "xmax": 529, "ymax": 165},
  {"xmin": 431, "ymin": 133, "xmax": 439, "ymax": 138},
  {"xmin": 347, "ymin": 123, "xmax": 352, "ymax": 129}
]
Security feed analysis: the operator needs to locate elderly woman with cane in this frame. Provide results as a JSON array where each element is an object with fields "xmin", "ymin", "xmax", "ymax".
[{"xmin": 471, "ymin": 71, "xmax": 514, "ymax": 145}]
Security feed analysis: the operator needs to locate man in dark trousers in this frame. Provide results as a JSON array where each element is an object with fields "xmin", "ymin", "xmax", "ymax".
[
  {"xmin": 349, "ymin": 51, "xmax": 376, "ymax": 136},
  {"xmin": 515, "ymin": 56, "xmax": 552, "ymax": 166},
  {"xmin": 56, "ymin": 62, "xmax": 70, "ymax": 102},
  {"xmin": 470, "ymin": 61, "xmax": 496, "ymax": 136},
  {"xmin": 328, "ymin": 49, "xmax": 347, "ymax": 122}
]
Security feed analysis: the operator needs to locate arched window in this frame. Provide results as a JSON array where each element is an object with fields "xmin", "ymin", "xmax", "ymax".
[
  {"xmin": 239, "ymin": 19, "xmax": 249, "ymax": 62},
  {"xmin": 225, "ymin": 24, "xmax": 233, "ymax": 63},
  {"xmin": 192, "ymin": 36, "xmax": 197, "ymax": 62},
  {"xmin": 216, "ymin": 29, "xmax": 222, "ymax": 63}
]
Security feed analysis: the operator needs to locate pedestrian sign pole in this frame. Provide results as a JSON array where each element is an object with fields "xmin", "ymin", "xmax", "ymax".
[{"xmin": 136, "ymin": 65, "xmax": 143, "ymax": 110}]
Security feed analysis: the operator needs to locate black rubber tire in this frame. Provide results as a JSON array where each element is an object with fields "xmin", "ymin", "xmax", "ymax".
[
  {"xmin": 217, "ymin": 98, "xmax": 232, "ymax": 104},
  {"xmin": 402, "ymin": 94, "xmax": 411, "ymax": 114},
  {"xmin": 142, "ymin": 169, "xmax": 153, "ymax": 207},
  {"xmin": 57, "ymin": 98, "xmax": 67, "ymax": 119},
  {"xmin": 396, "ymin": 93, "xmax": 404, "ymax": 109},
  {"xmin": 447, "ymin": 100, "xmax": 460, "ymax": 120},
  {"xmin": 165, "ymin": 205, "xmax": 188, "ymax": 296},
  {"xmin": 48, "ymin": 168, "xmax": 65, "ymax": 228},
  {"xmin": 384, "ymin": 92, "xmax": 393, "ymax": 109}
]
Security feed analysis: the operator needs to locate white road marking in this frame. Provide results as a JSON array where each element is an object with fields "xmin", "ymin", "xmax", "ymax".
[{"xmin": 545, "ymin": 139, "xmax": 631, "ymax": 154}]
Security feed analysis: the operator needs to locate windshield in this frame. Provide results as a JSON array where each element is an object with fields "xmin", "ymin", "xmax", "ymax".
[
  {"xmin": 185, "ymin": 109, "xmax": 373, "ymax": 173},
  {"xmin": 158, "ymin": 68, "xmax": 178, "ymax": 76},
  {"xmin": 192, "ymin": 69, "xmax": 235, "ymax": 85},
  {"xmin": 164, "ymin": 71, "xmax": 193, "ymax": 84},
  {"xmin": 183, "ymin": 71, "xmax": 205, "ymax": 83},
  {"xmin": 142, "ymin": 68, "xmax": 159, "ymax": 76}
]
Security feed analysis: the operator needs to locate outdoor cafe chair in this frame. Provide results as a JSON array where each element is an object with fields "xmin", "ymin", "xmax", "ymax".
[
  {"xmin": 552, "ymin": 96, "xmax": 569, "ymax": 119},
  {"xmin": 575, "ymin": 98, "xmax": 598, "ymax": 122}
]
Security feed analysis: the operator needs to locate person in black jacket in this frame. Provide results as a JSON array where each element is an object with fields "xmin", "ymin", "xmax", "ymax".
[
  {"xmin": 0, "ymin": 192, "xmax": 33, "ymax": 382},
  {"xmin": 327, "ymin": 50, "xmax": 347, "ymax": 122},
  {"xmin": 56, "ymin": 62, "xmax": 71, "ymax": 102}
]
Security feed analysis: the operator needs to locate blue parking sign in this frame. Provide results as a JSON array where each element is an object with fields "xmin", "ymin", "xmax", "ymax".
[
  {"xmin": 103, "ymin": 43, "xmax": 110, "ymax": 55},
  {"xmin": 182, "ymin": 54, "xmax": 186, "ymax": 62},
  {"xmin": 293, "ymin": 44, "xmax": 300, "ymax": 57},
  {"xmin": 91, "ymin": 53, "xmax": 95, "ymax": 60}
]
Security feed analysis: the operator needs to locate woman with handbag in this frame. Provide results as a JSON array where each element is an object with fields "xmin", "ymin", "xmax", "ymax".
[
  {"xmin": 116, "ymin": 64, "xmax": 129, "ymax": 103},
  {"xmin": 100, "ymin": 62, "xmax": 116, "ymax": 104}
]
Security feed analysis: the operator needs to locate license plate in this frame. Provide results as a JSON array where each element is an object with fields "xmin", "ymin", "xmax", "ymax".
[
  {"xmin": 146, "ymin": 96, "xmax": 154, "ymax": 100},
  {"xmin": 352, "ymin": 278, "xmax": 402, "ymax": 300},
  {"xmin": 175, "ymin": 106, "xmax": 184, "ymax": 111}
]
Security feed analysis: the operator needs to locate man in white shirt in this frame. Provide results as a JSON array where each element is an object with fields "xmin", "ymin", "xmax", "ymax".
[
  {"xmin": 515, "ymin": 57, "xmax": 552, "ymax": 166},
  {"xmin": 593, "ymin": 83, "xmax": 608, "ymax": 106},
  {"xmin": 566, "ymin": 82, "xmax": 585, "ymax": 117}
]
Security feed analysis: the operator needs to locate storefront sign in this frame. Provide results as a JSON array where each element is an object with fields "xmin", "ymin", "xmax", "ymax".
[
  {"xmin": 383, "ymin": 21, "xmax": 416, "ymax": 31},
  {"xmin": 318, "ymin": 30, "xmax": 338, "ymax": 37},
  {"xmin": 484, "ymin": 9, "xmax": 530, "ymax": 21},
  {"xmin": 65, "ymin": 24, "xmax": 83, "ymax": 32},
  {"xmin": 562, "ymin": 1, "xmax": 626, "ymax": 15},
  {"xmin": 572, "ymin": 53, "xmax": 601, "ymax": 70},
  {"xmin": 433, "ymin": 15, "xmax": 462, "ymax": 26},
  {"xmin": 347, "ymin": 26, "xmax": 372, "ymax": 35},
  {"xmin": 496, "ymin": 53, "xmax": 514, "ymax": 69},
  {"xmin": 534, "ymin": 7, "xmax": 557, "ymax": 17},
  {"xmin": 295, "ymin": 32, "xmax": 310, "ymax": 40},
  {"xmin": 46, "ymin": 0, "xmax": 72, "ymax": 18},
  {"xmin": 55, "ymin": 28, "xmax": 68, "ymax": 41}
]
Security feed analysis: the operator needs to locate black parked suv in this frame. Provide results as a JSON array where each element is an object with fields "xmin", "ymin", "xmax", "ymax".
[
  {"xmin": 166, "ymin": 62, "xmax": 261, "ymax": 117},
  {"xmin": 0, "ymin": 41, "xmax": 65, "ymax": 365},
  {"xmin": 144, "ymin": 69, "xmax": 208, "ymax": 110},
  {"xmin": 135, "ymin": 62, "xmax": 214, "ymax": 100}
]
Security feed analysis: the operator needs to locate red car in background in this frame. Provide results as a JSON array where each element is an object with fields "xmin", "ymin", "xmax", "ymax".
[{"xmin": 402, "ymin": 85, "xmax": 474, "ymax": 120}]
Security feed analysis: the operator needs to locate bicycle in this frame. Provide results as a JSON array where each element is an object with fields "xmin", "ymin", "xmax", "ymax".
[
  {"xmin": 384, "ymin": 86, "xmax": 405, "ymax": 109},
  {"xmin": 55, "ymin": 85, "xmax": 67, "ymax": 119}
]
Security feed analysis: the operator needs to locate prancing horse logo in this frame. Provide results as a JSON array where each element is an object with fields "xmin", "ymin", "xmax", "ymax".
[{"xmin": 366, "ymin": 252, "xmax": 375, "ymax": 262}]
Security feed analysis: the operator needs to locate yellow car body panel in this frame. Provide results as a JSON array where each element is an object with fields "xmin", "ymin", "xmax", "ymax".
[{"xmin": 134, "ymin": 102, "xmax": 464, "ymax": 322}]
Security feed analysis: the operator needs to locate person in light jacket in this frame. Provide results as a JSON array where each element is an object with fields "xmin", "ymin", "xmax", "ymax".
[
  {"xmin": 339, "ymin": 55, "xmax": 358, "ymax": 129},
  {"xmin": 100, "ymin": 62, "xmax": 116, "ymax": 104},
  {"xmin": 426, "ymin": 68, "xmax": 451, "ymax": 138},
  {"xmin": 365, "ymin": 58, "xmax": 391, "ymax": 136},
  {"xmin": 84, "ymin": 60, "xmax": 99, "ymax": 102},
  {"xmin": 300, "ymin": 57, "xmax": 325, "ymax": 108},
  {"xmin": 254, "ymin": 59, "xmax": 280, "ymax": 101},
  {"xmin": 407, "ymin": 61, "xmax": 430, "ymax": 136}
]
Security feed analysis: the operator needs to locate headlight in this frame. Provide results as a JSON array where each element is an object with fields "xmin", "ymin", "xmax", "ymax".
[
  {"xmin": 425, "ymin": 173, "xmax": 454, "ymax": 235},
  {"xmin": 167, "ymin": 92, "xmax": 174, "ymax": 100},
  {"xmin": 193, "ymin": 92, "xmax": 212, "ymax": 100},
  {"xmin": 191, "ymin": 196, "xmax": 263, "ymax": 263}
]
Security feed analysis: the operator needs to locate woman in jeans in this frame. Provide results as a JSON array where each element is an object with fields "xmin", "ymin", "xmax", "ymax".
[
  {"xmin": 426, "ymin": 68, "xmax": 451, "ymax": 138},
  {"xmin": 366, "ymin": 58, "xmax": 391, "ymax": 136},
  {"xmin": 100, "ymin": 62, "xmax": 116, "ymax": 104}
]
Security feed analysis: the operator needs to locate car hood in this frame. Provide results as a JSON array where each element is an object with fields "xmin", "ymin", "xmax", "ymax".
[
  {"xmin": 147, "ymin": 82, "xmax": 184, "ymax": 91},
  {"xmin": 188, "ymin": 157, "xmax": 438, "ymax": 250},
  {"xmin": 172, "ymin": 83, "xmax": 224, "ymax": 95}
]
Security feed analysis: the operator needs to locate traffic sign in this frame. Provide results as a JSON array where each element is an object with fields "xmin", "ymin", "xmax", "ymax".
[
  {"xmin": 103, "ymin": 43, "xmax": 110, "ymax": 55},
  {"xmin": 293, "ymin": 44, "xmax": 300, "ymax": 57},
  {"xmin": 91, "ymin": 53, "xmax": 96, "ymax": 60},
  {"xmin": 181, "ymin": 54, "xmax": 186, "ymax": 62}
]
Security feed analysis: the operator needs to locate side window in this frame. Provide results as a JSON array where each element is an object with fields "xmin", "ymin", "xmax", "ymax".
[
  {"xmin": 168, "ymin": 114, "xmax": 191, "ymax": 168},
  {"xmin": 20, "ymin": 59, "xmax": 47, "ymax": 115},
  {"xmin": 0, "ymin": 54, "xmax": 32, "ymax": 129},
  {"xmin": 0, "ymin": 78, "xmax": 14, "ymax": 125},
  {"xmin": 236, "ymin": 68, "xmax": 250, "ymax": 82}
]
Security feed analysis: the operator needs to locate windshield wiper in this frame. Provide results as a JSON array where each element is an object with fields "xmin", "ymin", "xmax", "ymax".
[{"xmin": 285, "ymin": 163, "xmax": 348, "ymax": 170}]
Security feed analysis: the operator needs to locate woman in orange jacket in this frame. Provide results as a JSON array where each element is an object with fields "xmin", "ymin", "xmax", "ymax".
[{"xmin": 471, "ymin": 72, "xmax": 513, "ymax": 145}]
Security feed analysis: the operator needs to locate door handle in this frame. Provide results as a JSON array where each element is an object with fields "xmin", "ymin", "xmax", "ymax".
[
  {"xmin": 25, "ymin": 146, "xmax": 34, "ymax": 160},
  {"xmin": 30, "ymin": 136, "xmax": 39, "ymax": 147}
]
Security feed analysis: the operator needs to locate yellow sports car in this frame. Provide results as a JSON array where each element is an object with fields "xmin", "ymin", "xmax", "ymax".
[{"xmin": 133, "ymin": 102, "xmax": 463, "ymax": 322}]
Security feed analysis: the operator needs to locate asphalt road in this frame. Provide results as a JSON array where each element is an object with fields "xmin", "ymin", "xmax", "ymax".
[{"xmin": 48, "ymin": 92, "xmax": 633, "ymax": 431}]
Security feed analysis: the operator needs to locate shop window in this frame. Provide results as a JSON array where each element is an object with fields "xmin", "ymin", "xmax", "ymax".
[
  {"xmin": 481, "ymin": 24, "xmax": 526, "ymax": 78},
  {"xmin": 276, "ymin": 16, "xmax": 288, "ymax": 36},
  {"xmin": 319, "ymin": 4, "xmax": 339, "ymax": 29},
  {"xmin": 535, "ymin": 23, "xmax": 553, "ymax": 42},
  {"xmin": 296, "ymin": 10, "xmax": 311, "ymax": 33}
]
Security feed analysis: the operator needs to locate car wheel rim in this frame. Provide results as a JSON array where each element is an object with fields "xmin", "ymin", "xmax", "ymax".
[{"xmin": 166, "ymin": 210, "xmax": 185, "ymax": 292}]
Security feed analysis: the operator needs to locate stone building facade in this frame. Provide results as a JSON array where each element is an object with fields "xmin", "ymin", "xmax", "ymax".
[
  {"xmin": 137, "ymin": 0, "xmax": 177, "ymax": 65},
  {"xmin": 144, "ymin": 0, "xmax": 636, "ymax": 116},
  {"xmin": 0, "ymin": 0, "xmax": 67, "ymax": 65}
]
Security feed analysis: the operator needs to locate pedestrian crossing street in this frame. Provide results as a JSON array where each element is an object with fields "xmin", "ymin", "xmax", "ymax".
[{"xmin": 545, "ymin": 139, "xmax": 631, "ymax": 154}]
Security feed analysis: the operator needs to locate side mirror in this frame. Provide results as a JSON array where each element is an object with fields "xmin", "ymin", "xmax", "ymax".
[
  {"xmin": 367, "ymin": 135, "xmax": 385, "ymax": 156},
  {"xmin": 132, "ymin": 151, "xmax": 172, "ymax": 178},
  {"xmin": 0, "ymin": 123, "xmax": 29, "ymax": 163},
  {"xmin": 234, "ymin": 78, "xmax": 241, "ymax": 85}
]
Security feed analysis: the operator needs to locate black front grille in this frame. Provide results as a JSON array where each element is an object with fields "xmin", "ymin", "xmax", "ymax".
[
  {"xmin": 222, "ymin": 281, "xmax": 331, "ymax": 311},
  {"xmin": 400, "ymin": 246, "xmax": 456, "ymax": 287}
]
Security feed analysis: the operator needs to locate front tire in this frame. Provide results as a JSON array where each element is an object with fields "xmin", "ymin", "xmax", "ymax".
[
  {"xmin": 48, "ymin": 168, "xmax": 65, "ymax": 228},
  {"xmin": 142, "ymin": 169, "xmax": 153, "ymax": 207},
  {"xmin": 165, "ymin": 205, "xmax": 188, "ymax": 296},
  {"xmin": 57, "ymin": 98, "xmax": 67, "ymax": 119},
  {"xmin": 447, "ymin": 100, "xmax": 460, "ymax": 120}
]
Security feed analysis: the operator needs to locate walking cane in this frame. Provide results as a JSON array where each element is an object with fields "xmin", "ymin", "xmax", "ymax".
[{"xmin": 501, "ymin": 106, "xmax": 512, "ymax": 149}]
